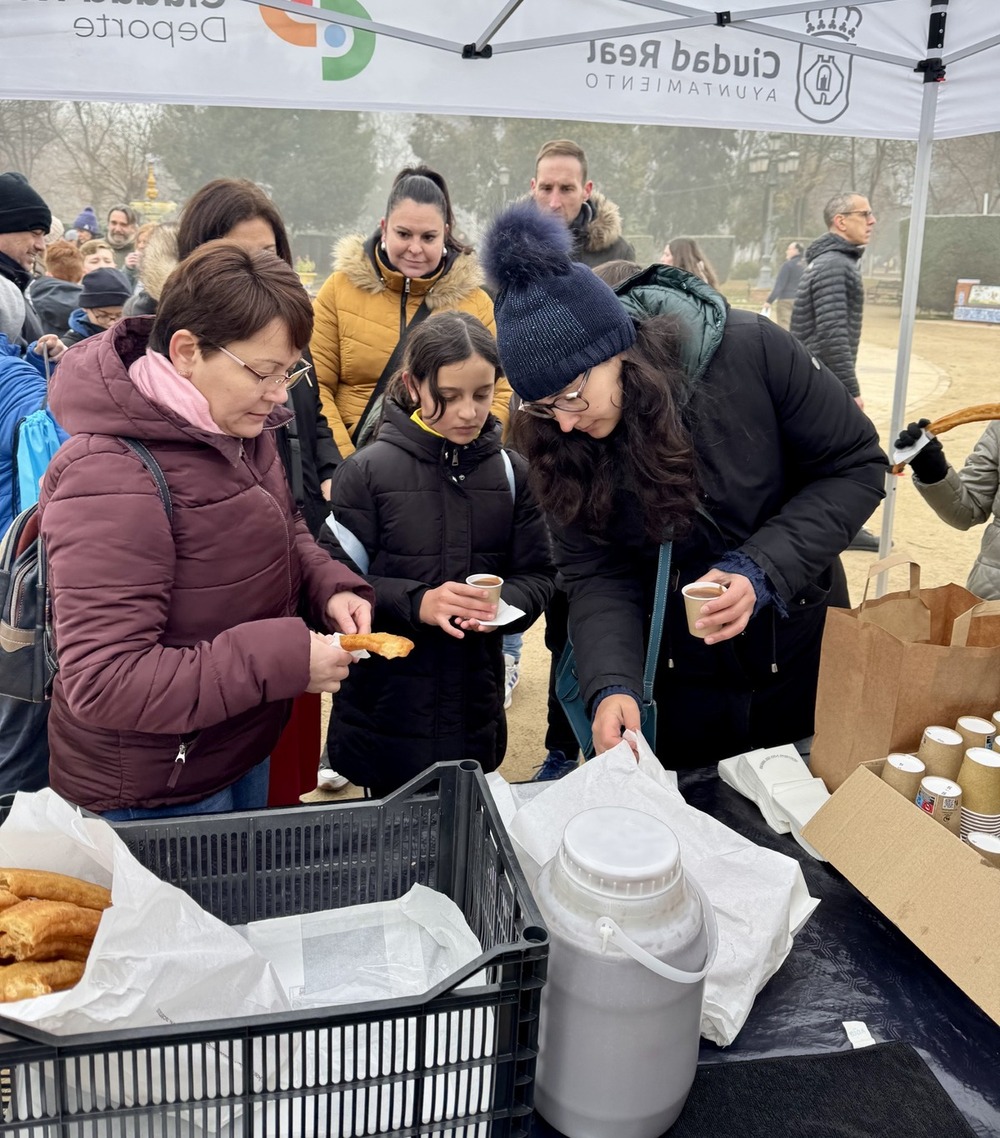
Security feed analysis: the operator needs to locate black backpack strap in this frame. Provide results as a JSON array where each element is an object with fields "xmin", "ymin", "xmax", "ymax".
[
  {"xmin": 117, "ymin": 437, "xmax": 172, "ymax": 521},
  {"xmin": 350, "ymin": 298, "xmax": 432, "ymax": 446}
]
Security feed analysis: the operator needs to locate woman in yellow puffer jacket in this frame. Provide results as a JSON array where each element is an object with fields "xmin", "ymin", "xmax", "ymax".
[{"xmin": 311, "ymin": 166, "xmax": 512, "ymax": 458}]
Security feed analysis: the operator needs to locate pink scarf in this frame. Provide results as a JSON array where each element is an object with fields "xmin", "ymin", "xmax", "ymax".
[{"xmin": 129, "ymin": 350, "xmax": 223, "ymax": 435}]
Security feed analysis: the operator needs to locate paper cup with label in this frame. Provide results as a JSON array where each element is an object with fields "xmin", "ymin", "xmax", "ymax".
[
  {"xmin": 915, "ymin": 776, "xmax": 962, "ymax": 835},
  {"xmin": 917, "ymin": 725, "xmax": 964, "ymax": 781},
  {"xmin": 881, "ymin": 753, "xmax": 925, "ymax": 800},
  {"xmin": 957, "ymin": 746, "xmax": 1000, "ymax": 814},
  {"xmin": 956, "ymin": 714, "xmax": 995, "ymax": 754},
  {"xmin": 465, "ymin": 573, "xmax": 503, "ymax": 607},
  {"xmin": 682, "ymin": 581, "xmax": 727, "ymax": 638}
]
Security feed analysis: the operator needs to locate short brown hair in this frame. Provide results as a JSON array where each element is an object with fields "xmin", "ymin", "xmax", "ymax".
[
  {"xmin": 535, "ymin": 139, "xmax": 588, "ymax": 182},
  {"xmin": 79, "ymin": 239, "xmax": 114, "ymax": 259},
  {"xmin": 177, "ymin": 179, "xmax": 292, "ymax": 265},
  {"xmin": 150, "ymin": 240, "xmax": 312, "ymax": 356},
  {"xmin": 44, "ymin": 239, "xmax": 84, "ymax": 284}
]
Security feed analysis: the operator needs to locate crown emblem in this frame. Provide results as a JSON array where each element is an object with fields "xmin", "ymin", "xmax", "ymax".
[{"xmin": 804, "ymin": 7, "xmax": 863, "ymax": 41}]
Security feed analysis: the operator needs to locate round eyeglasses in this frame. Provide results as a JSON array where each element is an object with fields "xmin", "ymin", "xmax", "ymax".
[
  {"xmin": 213, "ymin": 344, "xmax": 312, "ymax": 390},
  {"xmin": 520, "ymin": 368, "xmax": 592, "ymax": 419}
]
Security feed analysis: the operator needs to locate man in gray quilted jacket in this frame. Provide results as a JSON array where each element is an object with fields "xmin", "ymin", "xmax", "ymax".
[{"xmin": 791, "ymin": 191, "xmax": 875, "ymax": 406}]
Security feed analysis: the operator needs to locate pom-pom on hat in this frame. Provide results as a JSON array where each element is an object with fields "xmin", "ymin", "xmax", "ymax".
[
  {"xmin": 481, "ymin": 201, "xmax": 636, "ymax": 403},
  {"xmin": 79, "ymin": 267, "xmax": 132, "ymax": 309},
  {"xmin": 0, "ymin": 172, "xmax": 52, "ymax": 236},
  {"xmin": 72, "ymin": 206, "xmax": 99, "ymax": 236}
]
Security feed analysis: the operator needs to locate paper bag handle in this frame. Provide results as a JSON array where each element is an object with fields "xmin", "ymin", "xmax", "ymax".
[
  {"xmin": 950, "ymin": 599, "xmax": 1000, "ymax": 647},
  {"xmin": 595, "ymin": 871, "xmax": 719, "ymax": 984},
  {"xmin": 860, "ymin": 553, "xmax": 920, "ymax": 606}
]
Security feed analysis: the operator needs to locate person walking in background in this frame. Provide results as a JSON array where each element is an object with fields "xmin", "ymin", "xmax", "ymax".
[
  {"xmin": 763, "ymin": 242, "xmax": 804, "ymax": 329},
  {"xmin": 659, "ymin": 237, "xmax": 719, "ymax": 289},
  {"xmin": 530, "ymin": 139, "xmax": 635, "ymax": 267},
  {"xmin": 482, "ymin": 202, "xmax": 886, "ymax": 770},
  {"xmin": 318, "ymin": 311, "xmax": 553, "ymax": 797},
  {"xmin": 60, "ymin": 267, "xmax": 132, "ymax": 347},
  {"xmin": 311, "ymin": 165, "xmax": 511, "ymax": 460},
  {"xmin": 791, "ymin": 191, "xmax": 879, "ymax": 551},
  {"xmin": 39, "ymin": 241, "xmax": 373, "ymax": 819},
  {"xmin": 29, "ymin": 240, "xmax": 84, "ymax": 338}
]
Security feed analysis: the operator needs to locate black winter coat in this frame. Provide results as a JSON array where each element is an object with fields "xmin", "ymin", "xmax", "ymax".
[
  {"xmin": 789, "ymin": 233, "xmax": 866, "ymax": 396},
  {"xmin": 554, "ymin": 269, "xmax": 888, "ymax": 768},
  {"xmin": 320, "ymin": 402, "xmax": 555, "ymax": 794},
  {"xmin": 276, "ymin": 358, "xmax": 340, "ymax": 537}
]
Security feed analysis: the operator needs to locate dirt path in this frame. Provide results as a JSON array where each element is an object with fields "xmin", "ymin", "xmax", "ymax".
[{"xmin": 308, "ymin": 305, "xmax": 1000, "ymax": 797}]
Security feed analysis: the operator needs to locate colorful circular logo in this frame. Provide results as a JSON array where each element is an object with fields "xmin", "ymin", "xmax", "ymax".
[{"xmin": 261, "ymin": 0, "xmax": 376, "ymax": 81}]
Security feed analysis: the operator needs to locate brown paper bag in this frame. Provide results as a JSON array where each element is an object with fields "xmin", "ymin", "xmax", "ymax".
[{"xmin": 811, "ymin": 557, "xmax": 1000, "ymax": 790}]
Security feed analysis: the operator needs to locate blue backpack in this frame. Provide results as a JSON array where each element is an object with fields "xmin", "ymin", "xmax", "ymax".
[{"xmin": 11, "ymin": 402, "xmax": 64, "ymax": 517}]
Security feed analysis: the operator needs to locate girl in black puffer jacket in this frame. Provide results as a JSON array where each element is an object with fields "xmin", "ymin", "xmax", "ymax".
[{"xmin": 319, "ymin": 312, "xmax": 555, "ymax": 796}]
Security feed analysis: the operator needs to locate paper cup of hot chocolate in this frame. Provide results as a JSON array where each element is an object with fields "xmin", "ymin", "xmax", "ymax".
[
  {"xmin": 466, "ymin": 573, "xmax": 503, "ymax": 607},
  {"xmin": 682, "ymin": 581, "xmax": 727, "ymax": 639},
  {"xmin": 917, "ymin": 725, "xmax": 964, "ymax": 781},
  {"xmin": 955, "ymin": 714, "xmax": 995, "ymax": 754},
  {"xmin": 957, "ymin": 747, "xmax": 1000, "ymax": 814},
  {"xmin": 881, "ymin": 753, "xmax": 925, "ymax": 800}
]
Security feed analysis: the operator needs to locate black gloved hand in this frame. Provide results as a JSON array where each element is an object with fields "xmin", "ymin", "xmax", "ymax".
[{"xmin": 895, "ymin": 419, "xmax": 948, "ymax": 484}]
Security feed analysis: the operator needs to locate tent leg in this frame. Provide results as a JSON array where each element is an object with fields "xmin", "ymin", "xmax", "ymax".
[{"xmin": 875, "ymin": 77, "xmax": 940, "ymax": 595}]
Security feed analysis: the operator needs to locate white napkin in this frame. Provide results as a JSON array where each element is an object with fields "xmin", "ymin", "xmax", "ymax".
[{"xmin": 476, "ymin": 599, "xmax": 526, "ymax": 628}]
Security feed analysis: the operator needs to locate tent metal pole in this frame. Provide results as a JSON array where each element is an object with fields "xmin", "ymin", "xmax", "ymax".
[
  {"xmin": 474, "ymin": 0, "xmax": 527, "ymax": 54},
  {"xmin": 875, "ymin": 76, "xmax": 940, "ymax": 594}
]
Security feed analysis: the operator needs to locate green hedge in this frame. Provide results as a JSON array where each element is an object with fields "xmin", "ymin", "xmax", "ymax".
[{"xmin": 900, "ymin": 215, "xmax": 1000, "ymax": 313}]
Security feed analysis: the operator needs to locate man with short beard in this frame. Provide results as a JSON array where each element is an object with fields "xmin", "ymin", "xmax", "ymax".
[{"xmin": 106, "ymin": 204, "xmax": 141, "ymax": 281}]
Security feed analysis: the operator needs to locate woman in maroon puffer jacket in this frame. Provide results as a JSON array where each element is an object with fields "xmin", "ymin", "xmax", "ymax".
[{"xmin": 39, "ymin": 241, "xmax": 373, "ymax": 818}]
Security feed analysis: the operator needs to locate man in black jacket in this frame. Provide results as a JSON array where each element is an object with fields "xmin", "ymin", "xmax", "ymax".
[
  {"xmin": 0, "ymin": 172, "xmax": 51, "ymax": 347},
  {"xmin": 530, "ymin": 139, "xmax": 635, "ymax": 269},
  {"xmin": 791, "ymin": 192, "xmax": 879, "ymax": 551}
]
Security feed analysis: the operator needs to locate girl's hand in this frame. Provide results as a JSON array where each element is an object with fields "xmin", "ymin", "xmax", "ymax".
[
  {"xmin": 593, "ymin": 694, "xmax": 642, "ymax": 757},
  {"xmin": 419, "ymin": 582, "xmax": 498, "ymax": 640},
  {"xmin": 691, "ymin": 571, "xmax": 756, "ymax": 645},
  {"xmin": 325, "ymin": 591, "xmax": 372, "ymax": 635},
  {"xmin": 306, "ymin": 633, "xmax": 353, "ymax": 694}
]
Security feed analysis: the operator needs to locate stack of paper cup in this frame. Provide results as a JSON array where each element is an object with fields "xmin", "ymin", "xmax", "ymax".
[
  {"xmin": 956, "ymin": 747, "xmax": 1000, "ymax": 840},
  {"xmin": 955, "ymin": 714, "xmax": 995, "ymax": 753},
  {"xmin": 915, "ymin": 776, "xmax": 963, "ymax": 835},
  {"xmin": 880, "ymin": 753, "xmax": 925, "ymax": 800},
  {"xmin": 916, "ymin": 726, "xmax": 964, "ymax": 781}
]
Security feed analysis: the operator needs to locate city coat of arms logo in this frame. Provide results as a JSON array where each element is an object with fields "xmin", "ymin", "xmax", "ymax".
[{"xmin": 796, "ymin": 6, "xmax": 863, "ymax": 123}]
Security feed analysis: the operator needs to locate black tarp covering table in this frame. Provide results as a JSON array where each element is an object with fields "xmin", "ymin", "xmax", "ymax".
[{"xmin": 528, "ymin": 765, "xmax": 1000, "ymax": 1138}]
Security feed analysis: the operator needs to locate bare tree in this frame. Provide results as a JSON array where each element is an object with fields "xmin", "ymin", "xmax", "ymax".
[
  {"xmin": 51, "ymin": 102, "xmax": 159, "ymax": 210},
  {"xmin": 0, "ymin": 101, "xmax": 59, "ymax": 181}
]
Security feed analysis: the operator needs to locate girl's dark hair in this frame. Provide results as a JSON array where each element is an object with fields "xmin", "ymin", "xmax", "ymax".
[
  {"xmin": 384, "ymin": 166, "xmax": 471, "ymax": 256},
  {"xmin": 593, "ymin": 259, "xmax": 642, "ymax": 289},
  {"xmin": 510, "ymin": 313, "xmax": 700, "ymax": 542},
  {"xmin": 387, "ymin": 311, "xmax": 501, "ymax": 424},
  {"xmin": 150, "ymin": 240, "xmax": 313, "ymax": 356},
  {"xmin": 177, "ymin": 179, "xmax": 293, "ymax": 265}
]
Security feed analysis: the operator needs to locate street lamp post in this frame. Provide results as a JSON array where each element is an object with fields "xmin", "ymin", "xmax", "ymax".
[
  {"xmin": 750, "ymin": 143, "xmax": 799, "ymax": 290},
  {"xmin": 497, "ymin": 165, "xmax": 510, "ymax": 212}
]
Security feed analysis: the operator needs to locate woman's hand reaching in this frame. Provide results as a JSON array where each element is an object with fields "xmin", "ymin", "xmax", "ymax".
[{"xmin": 325, "ymin": 591, "xmax": 373, "ymax": 635}]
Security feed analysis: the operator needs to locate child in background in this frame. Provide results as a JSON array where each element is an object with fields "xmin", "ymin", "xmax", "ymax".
[
  {"xmin": 319, "ymin": 311, "xmax": 555, "ymax": 796},
  {"xmin": 61, "ymin": 268, "xmax": 132, "ymax": 347},
  {"xmin": 78, "ymin": 240, "xmax": 116, "ymax": 274}
]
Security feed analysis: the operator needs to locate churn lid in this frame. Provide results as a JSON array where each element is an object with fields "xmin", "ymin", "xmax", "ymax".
[{"xmin": 559, "ymin": 806, "xmax": 682, "ymax": 900}]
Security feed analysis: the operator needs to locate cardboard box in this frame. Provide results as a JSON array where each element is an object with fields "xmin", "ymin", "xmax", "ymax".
[{"xmin": 802, "ymin": 760, "xmax": 1000, "ymax": 1027}]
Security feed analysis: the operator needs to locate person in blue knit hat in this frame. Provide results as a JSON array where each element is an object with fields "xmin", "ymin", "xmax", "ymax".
[
  {"xmin": 482, "ymin": 202, "xmax": 889, "ymax": 774},
  {"xmin": 71, "ymin": 206, "xmax": 100, "ymax": 241}
]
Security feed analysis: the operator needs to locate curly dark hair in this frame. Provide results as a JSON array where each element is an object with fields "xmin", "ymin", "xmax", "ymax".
[{"xmin": 510, "ymin": 313, "xmax": 700, "ymax": 542}]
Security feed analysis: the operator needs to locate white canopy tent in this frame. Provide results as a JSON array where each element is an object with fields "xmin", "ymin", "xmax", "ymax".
[{"xmin": 4, "ymin": 0, "xmax": 1000, "ymax": 555}]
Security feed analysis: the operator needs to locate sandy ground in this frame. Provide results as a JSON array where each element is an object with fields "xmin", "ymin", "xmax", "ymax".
[{"xmin": 307, "ymin": 304, "xmax": 999, "ymax": 800}]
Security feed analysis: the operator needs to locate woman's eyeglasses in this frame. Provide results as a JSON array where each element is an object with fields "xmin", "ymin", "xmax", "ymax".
[
  {"xmin": 213, "ymin": 344, "xmax": 312, "ymax": 390},
  {"xmin": 521, "ymin": 368, "xmax": 592, "ymax": 419}
]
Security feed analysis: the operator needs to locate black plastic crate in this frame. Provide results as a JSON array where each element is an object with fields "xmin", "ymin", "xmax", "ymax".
[{"xmin": 0, "ymin": 761, "xmax": 548, "ymax": 1136}]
